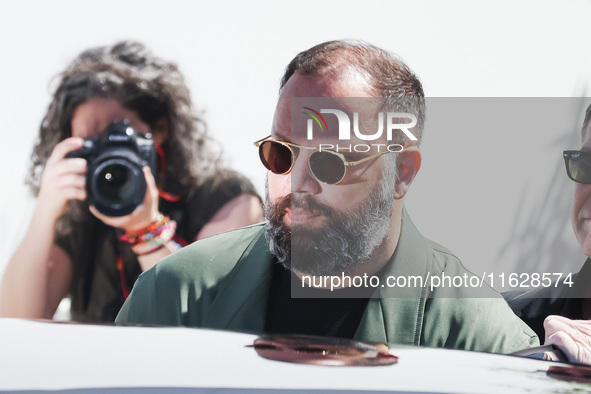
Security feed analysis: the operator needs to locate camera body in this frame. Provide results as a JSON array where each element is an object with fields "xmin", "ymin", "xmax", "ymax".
[{"xmin": 66, "ymin": 121, "xmax": 157, "ymax": 217}]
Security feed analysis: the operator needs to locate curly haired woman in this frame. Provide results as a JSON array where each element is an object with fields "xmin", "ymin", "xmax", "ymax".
[{"xmin": 0, "ymin": 41, "xmax": 263, "ymax": 322}]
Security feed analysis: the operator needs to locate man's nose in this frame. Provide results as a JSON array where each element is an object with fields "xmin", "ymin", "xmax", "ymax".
[{"xmin": 290, "ymin": 150, "xmax": 321, "ymax": 195}]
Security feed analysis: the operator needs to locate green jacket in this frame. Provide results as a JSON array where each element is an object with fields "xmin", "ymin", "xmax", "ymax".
[{"xmin": 116, "ymin": 212, "xmax": 538, "ymax": 353}]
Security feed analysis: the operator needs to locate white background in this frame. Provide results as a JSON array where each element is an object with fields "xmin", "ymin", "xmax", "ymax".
[{"xmin": 1, "ymin": 0, "xmax": 591, "ymax": 285}]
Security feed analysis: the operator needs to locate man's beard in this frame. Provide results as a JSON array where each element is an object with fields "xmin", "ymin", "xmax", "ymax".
[{"xmin": 264, "ymin": 163, "xmax": 397, "ymax": 276}]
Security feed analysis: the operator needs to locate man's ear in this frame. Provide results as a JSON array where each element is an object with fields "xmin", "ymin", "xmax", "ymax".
[
  {"xmin": 394, "ymin": 146, "xmax": 421, "ymax": 200},
  {"xmin": 151, "ymin": 117, "xmax": 170, "ymax": 146}
]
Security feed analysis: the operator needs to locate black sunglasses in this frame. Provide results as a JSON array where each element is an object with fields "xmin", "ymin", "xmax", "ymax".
[
  {"xmin": 564, "ymin": 150, "xmax": 591, "ymax": 184},
  {"xmin": 253, "ymin": 135, "xmax": 401, "ymax": 185}
]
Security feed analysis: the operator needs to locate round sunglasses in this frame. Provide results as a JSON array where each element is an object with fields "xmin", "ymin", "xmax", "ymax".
[
  {"xmin": 564, "ymin": 150, "xmax": 591, "ymax": 184},
  {"xmin": 254, "ymin": 135, "xmax": 402, "ymax": 185}
]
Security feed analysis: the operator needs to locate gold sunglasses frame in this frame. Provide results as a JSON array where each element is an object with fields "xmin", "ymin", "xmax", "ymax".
[{"xmin": 253, "ymin": 135, "xmax": 402, "ymax": 185}]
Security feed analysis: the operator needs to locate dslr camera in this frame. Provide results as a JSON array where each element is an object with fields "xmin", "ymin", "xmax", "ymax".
[{"xmin": 66, "ymin": 121, "xmax": 157, "ymax": 217}]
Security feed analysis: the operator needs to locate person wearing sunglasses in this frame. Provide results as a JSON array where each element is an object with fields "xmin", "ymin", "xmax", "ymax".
[
  {"xmin": 116, "ymin": 39, "xmax": 538, "ymax": 354},
  {"xmin": 505, "ymin": 105, "xmax": 591, "ymax": 365}
]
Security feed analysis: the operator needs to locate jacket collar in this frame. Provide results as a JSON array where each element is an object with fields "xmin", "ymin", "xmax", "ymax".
[
  {"xmin": 202, "ymin": 227, "xmax": 272, "ymax": 333},
  {"xmin": 204, "ymin": 208, "xmax": 432, "ymax": 345},
  {"xmin": 354, "ymin": 208, "xmax": 431, "ymax": 345}
]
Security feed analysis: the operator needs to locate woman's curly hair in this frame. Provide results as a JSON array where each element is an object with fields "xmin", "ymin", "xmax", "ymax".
[{"xmin": 28, "ymin": 40, "xmax": 221, "ymax": 198}]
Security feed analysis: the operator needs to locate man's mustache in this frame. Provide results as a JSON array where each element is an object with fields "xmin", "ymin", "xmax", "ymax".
[{"xmin": 265, "ymin": 194, "xmax": 337, "ymax": 223}]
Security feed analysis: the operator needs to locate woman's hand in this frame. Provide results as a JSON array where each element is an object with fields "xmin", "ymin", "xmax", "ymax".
[
  {"xmin": 0, "ymin": 137, "xmax": 84, "ymax": 318},
  {"xmin": 36, "ymin": 137, "xmax": 87, "ymax": 220}
]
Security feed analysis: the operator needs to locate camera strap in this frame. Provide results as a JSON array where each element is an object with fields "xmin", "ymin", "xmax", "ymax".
[
  {"xmin": 155, "ymin": 145, "xmax": 181, "ymax": 203},
  {"xmin": 115, "ymin": 245, "xmax": 131, "ymax": 300}
]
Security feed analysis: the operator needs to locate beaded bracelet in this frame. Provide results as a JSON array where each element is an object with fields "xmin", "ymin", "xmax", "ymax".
[
  {"xmin": 120, "ymin": 214, "xmax": 178, "ymax": 256},
  {"xmin": 120, "ymin": 214, "xmax": 169, "ymax": 245},
  {"xmin": 131, "ymin": 220, "xmax": 177, "ymax": 255}
]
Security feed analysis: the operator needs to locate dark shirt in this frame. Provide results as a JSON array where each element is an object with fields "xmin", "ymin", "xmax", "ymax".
[
  {"xmin": 504, "ymin": 258, "xmax": 591, "ymax": 340},
  {"xmin": 55, "ymin": 169, "xmax": 259, "ymax": 323},
  {"xmin": 265, "ymin": 262, "xmax": 371, "ymax": 339}
]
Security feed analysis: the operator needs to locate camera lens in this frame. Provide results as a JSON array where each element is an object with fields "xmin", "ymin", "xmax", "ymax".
[
  {"xmin": 97, "ymin": 164, "xmax": 132, "ymax": 203},
  {"xmin": 90, "ymin": 156, "xmax": 146, "ymax": 217}
]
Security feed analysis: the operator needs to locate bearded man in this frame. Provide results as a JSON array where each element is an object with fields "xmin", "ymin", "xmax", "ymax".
[{"xmin": 116, "ymin": 40, "xmax": 537, "ymax": 353}]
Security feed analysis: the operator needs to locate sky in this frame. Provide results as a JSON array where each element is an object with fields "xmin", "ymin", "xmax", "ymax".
[{"xmin": 1, "ymin": 0, "xmax": 591, "ymax": 286}]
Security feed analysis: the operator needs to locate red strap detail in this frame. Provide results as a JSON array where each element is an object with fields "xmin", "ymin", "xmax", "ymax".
[
  {"xmin": 116, "ymin": 254, "xmax": 131, "ymax": 300},
  {"xmin": 155, "ymin": 144, "xmax": 181, "ymax": 202},
  {"xmin": 156, "ymin": 144, "xmax": 167, "ymax": 174},
  {"xmin": 158, "ymin": 188, "xmax": 181, "ymax": 202},
  {"xmin": 173, "ymin": 234, "xmax": 190, "ymax": 247}
]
